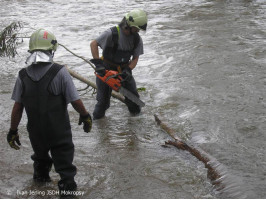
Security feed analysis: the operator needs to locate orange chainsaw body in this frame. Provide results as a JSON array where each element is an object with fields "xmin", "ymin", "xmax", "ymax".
[{"xmin": 95, "ymin": 70, "xmax": 122, "ymax": 92}]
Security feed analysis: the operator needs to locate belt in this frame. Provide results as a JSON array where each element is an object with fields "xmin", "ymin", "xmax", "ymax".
[{"xmin": 102, "ymin": 57, "xmax": 129, "ymax": 72}]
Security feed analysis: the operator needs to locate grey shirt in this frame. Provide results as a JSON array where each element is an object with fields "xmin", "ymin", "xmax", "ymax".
[
  {"xmin": 11, "ymin": 63, "xmax": 80, "ymax": 104},
  {"xmin": 96, "ymin": 27, "xmax": 144, "ymax": 58}
]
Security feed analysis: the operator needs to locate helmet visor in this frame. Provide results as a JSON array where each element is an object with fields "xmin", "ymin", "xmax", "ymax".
[{"xmin": 139, "ymin": 23, "xmax": 147, "ymax": 31}]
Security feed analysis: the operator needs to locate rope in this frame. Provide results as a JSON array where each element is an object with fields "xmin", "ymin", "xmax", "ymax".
[{"xmin": 58, "ymin": 43, "xmax": 96, "ymax": 70}]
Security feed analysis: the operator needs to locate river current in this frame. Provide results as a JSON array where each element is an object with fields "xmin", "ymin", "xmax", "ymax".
[{"xmin": 0, "ymin": 0, "xmax": 265, "ymax": 198}]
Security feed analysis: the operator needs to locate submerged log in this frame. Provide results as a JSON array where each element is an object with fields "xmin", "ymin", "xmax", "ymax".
[
  {"xmin": 66, "ymin": 66, "xmax": 125, "ymax": 103},
  {"xmin": 154, "ymin": 114, "xmax": 223, "ymax": 187}
]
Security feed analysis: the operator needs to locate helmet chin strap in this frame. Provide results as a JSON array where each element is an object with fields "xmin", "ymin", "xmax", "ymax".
[
  {"xmin": 119, "ymin": 17, "xmax": 132, "ymax": 33},
  {"xmin": 124, "ymin": 26, "xmax": 133, "ymax": 34}
]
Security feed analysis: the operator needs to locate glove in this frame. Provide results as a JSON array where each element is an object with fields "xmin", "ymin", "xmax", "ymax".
[
  {"xmin": 121, "ymin": 66, "xmax": 132, "ymax": 82},
  {"xmin": 78, "ymin": 113, "xmax": 92, "ymax": 133},
  {"xmin": 7, "ymin": 129, "xmax": 21, "ymax": 150},
  {"xmin": 90, "ymin": 59, "xmax": 105, "ymax": 77},
  {"xmin": 90, "ymin": 58, "xmax": 104, "ymax": 67}
]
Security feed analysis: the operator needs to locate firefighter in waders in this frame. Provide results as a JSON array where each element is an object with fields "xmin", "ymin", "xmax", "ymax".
[
  {"xmin": 90, "ymin": 9, "xmax": 148, "ymax": 119},
  {"xmin": 7, "ymin": 29, "xmax": 92, "ymax": 198}
]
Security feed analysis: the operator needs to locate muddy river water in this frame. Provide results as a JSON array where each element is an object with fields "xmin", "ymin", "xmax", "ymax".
[{"xmin": 0, "ymin": 0, "xmax": 266, "ymax": 198}]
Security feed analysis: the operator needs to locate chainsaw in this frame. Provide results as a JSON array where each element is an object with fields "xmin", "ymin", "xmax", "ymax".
[{"xmin": 95, "ymin": 70, "xmax": 145, "ymax": 107}]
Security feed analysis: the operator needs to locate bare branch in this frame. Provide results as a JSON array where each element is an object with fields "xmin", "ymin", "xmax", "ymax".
[{"xmin": 0, "ymin": 22, "xmax": 24, "ymax": 58}]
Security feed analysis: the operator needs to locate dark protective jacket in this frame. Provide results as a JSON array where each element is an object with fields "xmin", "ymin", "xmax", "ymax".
[
  {"xmin": 19, "ymin": 63, "xmax": 71, "ymax": 145},
  {"xmin": 102, "ymin": 26, "xmax": 140, "ymax": 65}
]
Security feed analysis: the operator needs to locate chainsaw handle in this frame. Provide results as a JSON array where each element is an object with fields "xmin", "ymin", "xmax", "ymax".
[{"xmin": 105, "ymin": 73, "xmax": 122, "ymax": 82}]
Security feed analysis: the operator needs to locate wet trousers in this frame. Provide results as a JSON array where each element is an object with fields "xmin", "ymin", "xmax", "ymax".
[{"xmin": 29, "ymin": 129, "xmax": 76, "ymax": 182}]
